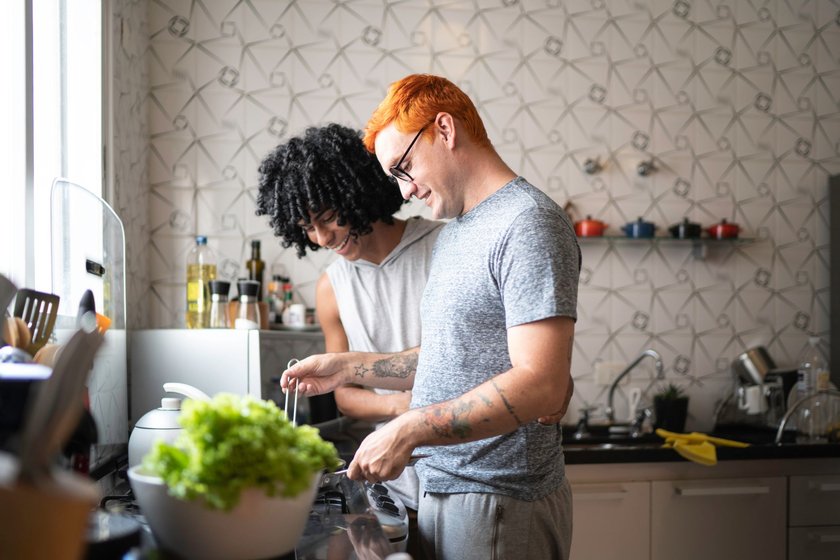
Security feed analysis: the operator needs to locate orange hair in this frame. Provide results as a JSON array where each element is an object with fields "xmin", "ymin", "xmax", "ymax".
[{"xmin": 363, "ymin": 74, "xmax": 491, "ymax": 153}]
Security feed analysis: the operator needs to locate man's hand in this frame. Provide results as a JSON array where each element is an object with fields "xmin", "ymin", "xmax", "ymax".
[
  {"xmin": 281, "ymin": 353, "xmax": 350, "ymax": 396},
  {"xmin": 347, "ymin": 411, "xmax": 417, "ymax": 483}
]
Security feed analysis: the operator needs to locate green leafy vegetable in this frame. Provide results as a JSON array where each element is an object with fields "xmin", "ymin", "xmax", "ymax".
[{"xmin": 142, "ymin": 393, "xmax": 340, "ymax": 511}]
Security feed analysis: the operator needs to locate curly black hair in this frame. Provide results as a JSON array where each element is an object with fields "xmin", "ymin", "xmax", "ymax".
[{"xmin": 256, "ymin": 123, "xmax": 406, "ymax": 257}]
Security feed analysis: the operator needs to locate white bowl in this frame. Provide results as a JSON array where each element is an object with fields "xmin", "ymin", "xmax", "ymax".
[{"xmin": 128, "ymin": 465, "xmax": 319, "ymax": 560}]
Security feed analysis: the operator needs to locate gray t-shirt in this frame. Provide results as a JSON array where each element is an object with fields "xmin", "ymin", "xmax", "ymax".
[{"xmin": 412, "ymin": 176, "xmax": 580, "ymax": 501}]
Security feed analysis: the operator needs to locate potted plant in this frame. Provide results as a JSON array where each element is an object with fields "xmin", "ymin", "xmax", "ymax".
[{"xmin": 653, "ymin": 383, "xmax": 689, "ymax": 433}]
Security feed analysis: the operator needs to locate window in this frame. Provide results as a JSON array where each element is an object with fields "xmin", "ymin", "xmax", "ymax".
[{"xmin": 0, "ymin": 0, "xmax": 103, "ymax": 291}]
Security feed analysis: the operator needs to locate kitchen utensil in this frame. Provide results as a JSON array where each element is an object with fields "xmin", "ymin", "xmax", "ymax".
[
  {"xmin": 0, "ymin": 275, "xmax": 17, "ymax": 330},
  {"xmin": 284, "ymin": 359, "xmax": 301, "ymax": 425},
  {"xmin": 320, "ymin": 455, "xmax": 429, "ymax": 489},
  {"xmin": 732, "ymin": 346, "xmax": 776, "ymax": 386},
  {"xmin": 668, "ymin": 218, "xmax": 702, "ymax": 239},
  {"xmin": 706, "ymin": 218, "xmax": 740, "ymax": 239},
  {"xmin": 621, "ymin": 217, "xmax": 656, "ymax": 238},
  {"xmin": 13, "ymin": 288, "xmax": 59, "ymax": 356},
  {"xmin": 128, "ymin": 382, "xmax": 211, "ymax": 467},
  {"xmin": 574, "ymin": 215, "xmax": 608, "ymax": 237},
  {"xmin": 17, "ymin": 327, "xmax": 103, "ymax": 482}
]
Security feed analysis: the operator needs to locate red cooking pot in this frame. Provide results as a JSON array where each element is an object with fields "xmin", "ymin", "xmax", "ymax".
[
  {"xmin": 706, "ymin": 219, "xmax": 740, "ymax": 239},
  {"xmin": 575, "ymin": 215, "xmax": 608, "ymax": 237}
]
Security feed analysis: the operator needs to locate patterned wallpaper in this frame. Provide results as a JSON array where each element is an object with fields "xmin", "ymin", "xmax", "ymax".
[
  {"xmin": 111, "ymin": 0, "xmax": 151, "ymax": 329},
  {"xmin": 130, "ymin": 0, "xmax": 840, "ymax": 431}
]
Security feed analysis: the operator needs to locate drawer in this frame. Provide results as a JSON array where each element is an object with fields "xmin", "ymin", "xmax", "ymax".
[
  {"xmin": 651, "ymin": 477, "xmax": 786, "ymax": 560},
  {"xmin": 789, "ymin": 526, "xmax": 840, "ymax": 560},
  {"xmin": 571, "ymin": 481, "xmax": 650, "ymax": 560},
  {"xmin": 789, "ymin": 475, "xmax": 840, "ymax": 526}
]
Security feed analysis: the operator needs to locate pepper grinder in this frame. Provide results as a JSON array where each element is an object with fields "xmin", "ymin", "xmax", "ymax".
[
  {"xmin": 235, "ymin": 280, "xmax": 261, "ymax": 330},
  {"xmin": 207, "ymin": 280, "xmax": 231, "ymax": 328}
]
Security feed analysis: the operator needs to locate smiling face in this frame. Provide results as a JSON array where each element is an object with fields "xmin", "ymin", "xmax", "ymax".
[
  {"xmin": 375, "ymin": 121, "xmax": 464, "ymax": 220},
  {"xmin": 299, "ymin": 209, "xmax": 360, "ymax": 260}
]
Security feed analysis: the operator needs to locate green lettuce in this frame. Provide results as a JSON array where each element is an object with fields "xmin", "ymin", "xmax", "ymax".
[{"xmin": 142, "ymin": 393, "xmax": 340, "ymax": 511}]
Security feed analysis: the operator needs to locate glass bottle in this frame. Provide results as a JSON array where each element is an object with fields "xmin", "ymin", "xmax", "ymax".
[
  {"xmin": 788, "ymin": 336, "xmax": 827, "ymax": 440},
  {"xmin": 208, "ymin": 280, "xmax": 231, "ymax": 328},
  {"xmin": 235, "ymin": 280, "xmax": 261, "ymax": 330},
  {"xmin": 186, "ymin": 235, "xmax": 217, "ymax": 328},
  {"xmin": 246, "ymin": 240, "xmax": 265, "ymax": 301}
]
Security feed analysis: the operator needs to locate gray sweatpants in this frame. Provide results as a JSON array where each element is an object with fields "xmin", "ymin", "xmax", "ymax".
[{"xmin": 417, "ymin": 477, "xmax": 573, "ymax": 560}]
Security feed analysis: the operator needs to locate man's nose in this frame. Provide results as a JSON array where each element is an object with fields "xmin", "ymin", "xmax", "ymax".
[{"xmin": 398, "ymin": 179, "xmax": 417, "ymax": 201}]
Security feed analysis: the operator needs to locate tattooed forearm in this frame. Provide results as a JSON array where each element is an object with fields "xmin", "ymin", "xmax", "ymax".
[
  {"xmin": 372, "ymin": 351, "xmax": 418, "ymax": 379},
  {"xmin": 353, "ymin": 363, "xmax": 370, "ymax": 379},
  {"xmin": 491, "ymin": 379, "xmax": 523, "ymax": 426},
  {"xmin": 424, "ymin": 401, "xmax": 475, "ymax": 440}
]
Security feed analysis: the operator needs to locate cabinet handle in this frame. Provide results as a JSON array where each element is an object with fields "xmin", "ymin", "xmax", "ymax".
[
  {"xmin": 811, "ymin": 533, "xmax": 840, "ymax": 543},
  {"xmin": 674, "ymin": 485, "xmax": 769, "ymax": 497},
  {"xmin": 575, "ymin": 485, "xmax": 629, "ymax": 501},
  {"xmin": 809, "ymin": 482, "xmax": 840, "ymax": 492}
]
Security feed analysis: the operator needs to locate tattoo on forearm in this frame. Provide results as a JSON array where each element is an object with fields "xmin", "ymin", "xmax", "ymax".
[
  {"xmin": 353, "ymin": 364, "xmax": 370, "ymax": 379},
  {"xmin": 372, "ymin": 352, "xmax": 417, "ymax": 379},
  {"xmin": 492, "ymin": 379, "xmax": 523, "ymax": 426},
  {"xmin": 424, "ymin": 401, "xmax": 475, "ymax": 440}
]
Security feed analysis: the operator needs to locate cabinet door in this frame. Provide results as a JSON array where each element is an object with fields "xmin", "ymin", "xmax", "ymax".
[
  {"xmin": 570, "ymin": 482, "xmax": 650, "ymax": 560},
  {"xmin": 789, "ymin": 475, "xmax": 840, "ymax": 526},
  {"xmin": 789, "ymin": 526, "xmax": 840, "ymax": 560},
  {"xmin": 651, "ymin": 477, "xmax": 786, "ymax": 560}
]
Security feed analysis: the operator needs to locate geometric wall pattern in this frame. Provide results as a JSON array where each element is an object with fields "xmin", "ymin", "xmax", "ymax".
[{"xmin": 135, "ymin": 0, "xmax": 840, "ymax": 431}]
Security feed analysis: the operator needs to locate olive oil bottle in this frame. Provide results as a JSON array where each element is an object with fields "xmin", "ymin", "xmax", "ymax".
[{"xmin": 186, "ymin": 235, "xmax": 217, "ymax": 328}]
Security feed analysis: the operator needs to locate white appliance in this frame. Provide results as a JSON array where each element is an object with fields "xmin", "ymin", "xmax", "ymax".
[{"xmin": 129, "ymin": 329, "xmax": 335, "ymax": 426}]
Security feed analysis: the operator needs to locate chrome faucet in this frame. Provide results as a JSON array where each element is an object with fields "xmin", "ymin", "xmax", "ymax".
[{"xmin": 605, "ymin": 349, "xmax": 665, "ymax": 423}]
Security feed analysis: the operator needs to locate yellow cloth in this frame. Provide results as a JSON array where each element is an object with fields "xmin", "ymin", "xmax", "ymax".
[{"xmin": 655, "ymin": 429, "xmax": 749, "ymax": 466}]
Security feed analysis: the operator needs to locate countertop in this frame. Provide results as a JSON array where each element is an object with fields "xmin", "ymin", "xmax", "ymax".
[
  {"xmin": 562, "ymin": 423, "xmax": 840, "ymax": 465},
  {"xmin": 564, "ymin": 440, "xmax": 840, "ymax": 464}
]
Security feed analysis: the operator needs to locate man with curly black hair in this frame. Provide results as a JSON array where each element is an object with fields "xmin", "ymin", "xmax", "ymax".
[{"xmin": 257, "ymin": 123, "xmax": 442, "ymax": 558}]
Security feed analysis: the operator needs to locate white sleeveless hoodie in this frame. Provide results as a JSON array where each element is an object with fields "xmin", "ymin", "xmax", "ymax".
[{"xmin": 325, "ymin": 216, "xmax": 442, "ymax": 509}]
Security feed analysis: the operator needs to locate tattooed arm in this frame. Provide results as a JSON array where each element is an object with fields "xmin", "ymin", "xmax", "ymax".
[
  {"xmin": 281, "ymin": 347, "xmax": 419, "ymax": 395},
  {"xmin": 345, "ymin": 316, "xmax": 575, "ymax": 482}
]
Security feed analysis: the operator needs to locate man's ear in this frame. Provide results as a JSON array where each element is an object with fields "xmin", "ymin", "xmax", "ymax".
[{"xmin": 435, "ymin": 112, "xmax": 457, "ymax": 147}]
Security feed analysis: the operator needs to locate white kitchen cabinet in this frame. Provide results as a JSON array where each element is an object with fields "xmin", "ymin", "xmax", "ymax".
[
  {"xmin": 788, "ymin": 474, "xmax": 840, "ymax": 560},
  {"xmin": 650, "ymin": 477, "xmax": 786, "ymax": 560},
  {"xmin": 570, "ymin": 481, "xmax": 650, "ymax": 560}
]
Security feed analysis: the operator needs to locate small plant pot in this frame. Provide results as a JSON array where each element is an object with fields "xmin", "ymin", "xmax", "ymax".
[{"xmin": 653, "ymin": 396, "xmax": 689, "ymax": 433}]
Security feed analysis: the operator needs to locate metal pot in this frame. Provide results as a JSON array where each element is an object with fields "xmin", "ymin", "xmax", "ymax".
[
  {"xmin": 574, "ymin": 215, "xmax": 607, "ymax": 237},
  {"xmin": 668, "ymin": 218, "xmax": 702, "ymax": 239},
  {"xmin": 621, "ymin": 217, "xmax": 656, "ymax": 238},
  {"xmin": 706, "ymin": 219, "xmax": 740, "ymax": 239},
  {"xmin": 732, "ymin": 346, "xmax": 776, "ymax": 386}
]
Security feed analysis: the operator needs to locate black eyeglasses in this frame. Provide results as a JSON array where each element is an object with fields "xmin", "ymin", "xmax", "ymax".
[{"xmin": 389, "ymin": 124, "xmax": 429, "ymax": 183}]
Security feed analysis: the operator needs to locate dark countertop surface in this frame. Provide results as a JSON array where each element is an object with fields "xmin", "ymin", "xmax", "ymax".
[{"xmin": 562, "ymin": 423, "xmax": 840, "ymax": 464}]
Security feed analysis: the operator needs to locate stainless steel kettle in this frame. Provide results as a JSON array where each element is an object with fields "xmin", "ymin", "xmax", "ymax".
[{"xmin": 127, "ymin": 382, "xmax": 210, "ymax": 467}]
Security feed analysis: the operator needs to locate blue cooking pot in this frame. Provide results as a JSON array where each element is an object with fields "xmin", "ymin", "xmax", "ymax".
[{"xmin": 622, "ymin": 217, "xmax": 656, "ymax": 238}]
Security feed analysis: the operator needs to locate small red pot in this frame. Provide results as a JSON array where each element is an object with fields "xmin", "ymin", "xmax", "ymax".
[
  {"xmin": 575, "ymin": 215, "xmax": 608, "ymax": 237},
  {"xmin": 706, "ymin": 219, "xmax": 740, "ymax": 239}
]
